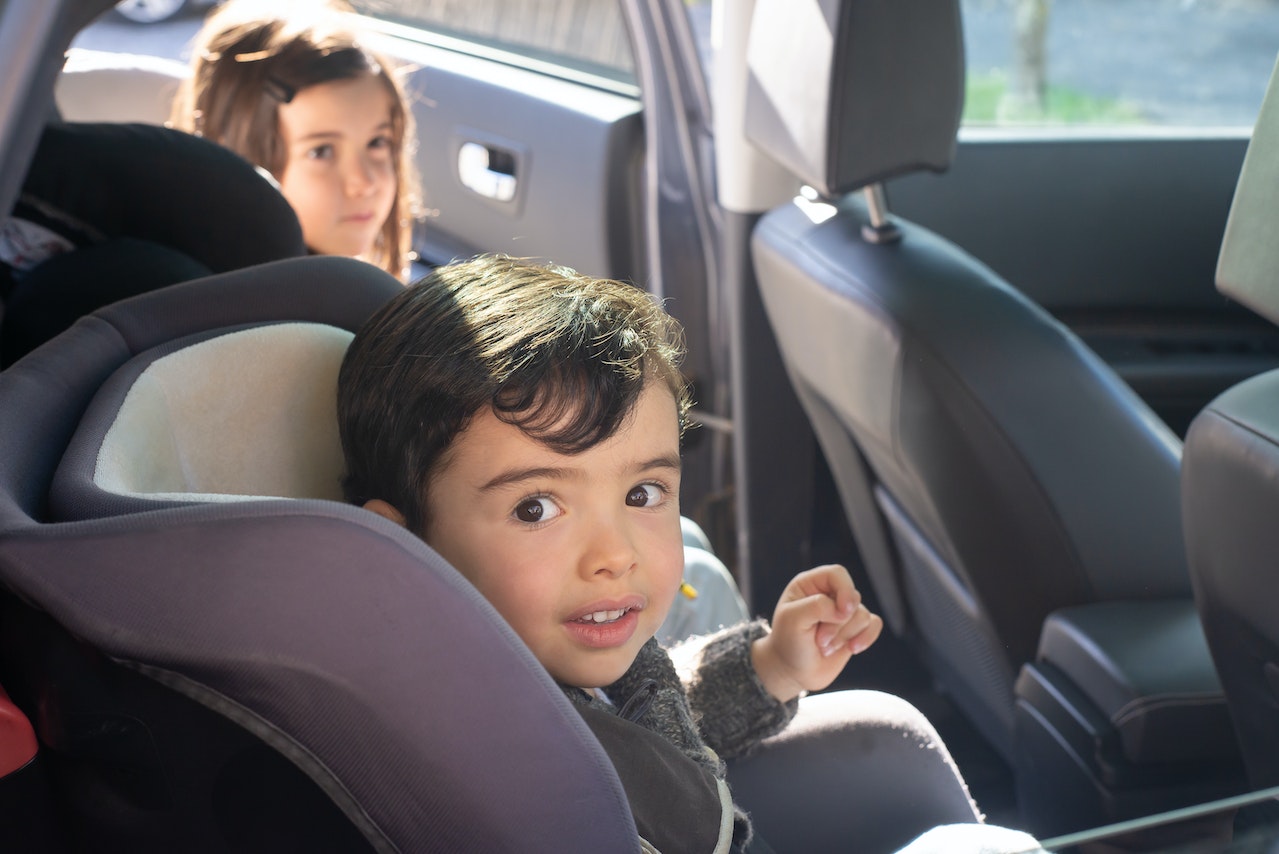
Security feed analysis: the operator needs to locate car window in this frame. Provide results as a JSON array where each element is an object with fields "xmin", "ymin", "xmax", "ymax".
[
  {"xmin": 350, "ymin": 0, "xmax": 637, "ymax": 86},
  {"xmin": 960, "ymin": 0, "xmax": 1279, "ymax": 129},
  {"xmin": 678, "ymin": 0, "xmax": 1279, "ymax": 131}
]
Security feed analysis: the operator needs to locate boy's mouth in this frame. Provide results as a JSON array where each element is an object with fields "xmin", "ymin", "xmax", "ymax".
[
  {"xmin": 575, "ymin": 607, "xmax": 632, "ymax": 624},
  {"xmin": 564, "ymin": 596, "xmax": 645, "ymax": 649}
]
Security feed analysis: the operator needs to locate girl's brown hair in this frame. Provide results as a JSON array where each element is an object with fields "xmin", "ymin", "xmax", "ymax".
[{"xmin": 170, "ymin": 0, "xmax": 420, "ymax": 279}]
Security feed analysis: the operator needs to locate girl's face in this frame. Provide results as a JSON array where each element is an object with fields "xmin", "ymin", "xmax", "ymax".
[{"xmin": 276, "ymin": 74, "xmax": 397, "ymax": 261}]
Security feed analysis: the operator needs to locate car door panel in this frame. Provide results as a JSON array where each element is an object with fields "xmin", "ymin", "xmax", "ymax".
[
  {"xmin": 377, "ymin": 36, "xmax": 645, "ymax": 283},
  {"xmin": 891, "ymin": 135, "xmax": 1273, "ymax": 434}
]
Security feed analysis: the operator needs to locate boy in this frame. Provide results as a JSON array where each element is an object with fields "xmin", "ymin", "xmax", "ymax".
[{"xmin": 337, "ymin": 255, "xmax": 943, "ymax": 852}]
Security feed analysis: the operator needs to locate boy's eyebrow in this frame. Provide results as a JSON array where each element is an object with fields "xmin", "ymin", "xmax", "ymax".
[
  {"xmin": 479, "ymin": 466, "xmax": 565, "ymax": 492},
  {"xmin": 478, "ymin": 454, "xmax": 682, "ymax": 493}
]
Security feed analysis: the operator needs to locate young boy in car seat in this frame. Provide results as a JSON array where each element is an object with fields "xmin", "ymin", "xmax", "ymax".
[{"xmin": 336, "ymin": 255, "xmax": 1042, "ymax": 853}]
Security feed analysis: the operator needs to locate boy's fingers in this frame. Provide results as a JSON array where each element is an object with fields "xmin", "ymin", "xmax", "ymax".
[
  {"xmin": 820, "ymin": 606, "xmax": 883, "ymax": 656},
  {"xmin": 782, "ymin": 590, "xmax": 849, "ymax": 632},
  {"xmin": 786, "ymin": 565, "xmax": 860, "ymax": 616},
  {"xmin": 845, "ymin": 612, "xmax": 884, "ymax": 655}
]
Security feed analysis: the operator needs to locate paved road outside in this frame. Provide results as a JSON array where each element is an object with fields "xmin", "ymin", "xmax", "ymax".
[
  {"xmin": 76, "ymin": 0, "xmax": 1279, "ymax": 127},
  {"xmin": 962, "ymin": 0, "xmax": 1279, "ymax": 125}
]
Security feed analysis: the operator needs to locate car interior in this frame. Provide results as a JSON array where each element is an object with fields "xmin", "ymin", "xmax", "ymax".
[
  {"xmin": 1183, "ymin": 51, "xmax": 1279, "ymax": 796},
  {"xmin": 743, "ymin": 0, "xmax": 1246, "ymax": 838},
  {"xmin": 3, "ymin": 0, "xmax": 1279, "ymax": 851}
]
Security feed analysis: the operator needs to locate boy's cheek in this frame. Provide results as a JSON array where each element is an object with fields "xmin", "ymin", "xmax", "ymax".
[{"xmin": 644, "ymin": 543, "xmax": 686, "ymax": 629}]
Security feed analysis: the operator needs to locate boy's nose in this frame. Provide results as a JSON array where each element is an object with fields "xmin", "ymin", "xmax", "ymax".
[{"xmin": 581, "ymin": 519, "xmax": 638, "ymax": 580}]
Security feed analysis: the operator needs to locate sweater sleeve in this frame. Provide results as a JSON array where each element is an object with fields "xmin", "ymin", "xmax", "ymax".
[{"xmin": 672, "ymin": 619, "xmax": 798, "ymax": 760}]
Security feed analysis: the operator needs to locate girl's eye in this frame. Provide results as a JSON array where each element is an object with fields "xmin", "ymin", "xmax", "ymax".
[
  {"xmin": 369, "ymin": 134, "xmax": 393, "ymax": 152},
  {"xmin": 626, "ymin": 483, "xmax": 664, "ymax": 508},
  {"xmin": 514, "ymin": 497, "xmax": 561, "ymax": 524},
  {"xmin": 306, "ymin": 143, "xmax": 335, "ymax": 161}
]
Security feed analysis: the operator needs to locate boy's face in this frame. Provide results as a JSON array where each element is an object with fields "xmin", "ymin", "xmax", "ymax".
[
  {"xmin": 421, "ymin": 381, "xmax": 685, "ymax": 689},
  {"xmin": 276, "ymin": 74, "xmax": 397, "ymax": 262}
]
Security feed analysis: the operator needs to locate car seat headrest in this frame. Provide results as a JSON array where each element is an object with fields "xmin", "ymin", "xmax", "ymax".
[
  {"xmin": 4, "ymin": 122, "xmax": 304, "ymax": 278},
  {"xmin": 53, "ymin": 322, "xmax": 353, "ymax": 519},
  {"xmin": 56, "ymin": 48, "xmax": 189, "ymax": 125},
  {"xmin": 743, "ymin": 0, "xmax": 965, "ymax": 197},
  {"xmin": 1217, "ymin": 55, "xmax": 1279, "ymax": 326}
]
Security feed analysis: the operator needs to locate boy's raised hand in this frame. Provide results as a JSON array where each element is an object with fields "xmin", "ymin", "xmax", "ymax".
[{"xmin": 750, "ymin": 564, "xmax": 884, "ymax": 703}]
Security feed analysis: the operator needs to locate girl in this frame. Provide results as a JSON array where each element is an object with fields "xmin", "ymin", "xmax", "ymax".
[{"xmin": 170, "ymin": 0, "xmax": 421, "ymax": 281}]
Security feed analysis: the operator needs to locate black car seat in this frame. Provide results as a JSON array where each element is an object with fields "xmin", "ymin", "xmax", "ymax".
[
  {"xmin": 0, "ymin": 121, "xmax": 307, "ymax": 366},
  {"xmin": 1182, "ymin": 58, "xmax": 1279, "ymax": 791},
  {"xmin": 0, "ymin": 256, "xmax": 642, "ymax": 852},
  {"xmin": 743, "ymin": 0, "xmax": 1245, "ymax": 836}
]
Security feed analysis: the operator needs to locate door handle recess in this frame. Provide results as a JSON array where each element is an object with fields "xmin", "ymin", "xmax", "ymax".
[{"xmin": 458, "ymin": 141, "xmax": 517, "ymax": 202}]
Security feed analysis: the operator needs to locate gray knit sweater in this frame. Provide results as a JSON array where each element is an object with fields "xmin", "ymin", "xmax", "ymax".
[{"xmin": 561, "ymin": 619, "xmax": 799, "ymax": 848}]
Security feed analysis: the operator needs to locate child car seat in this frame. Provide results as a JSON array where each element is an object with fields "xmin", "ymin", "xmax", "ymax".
[
  {"xmin": 1, "ymin": 121, "xmax": 307, "ymax": 366},
  {"xmin": 0, "ymin": 255, "xmax": 640, "ymax": 851}
]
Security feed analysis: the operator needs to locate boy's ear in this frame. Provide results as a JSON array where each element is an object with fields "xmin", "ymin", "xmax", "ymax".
[{"xmin": 363, "ymin": 499, "xmax": 407, "ymax": 527}]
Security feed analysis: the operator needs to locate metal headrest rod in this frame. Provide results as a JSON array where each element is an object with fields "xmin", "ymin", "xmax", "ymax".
[{"xmin": 861, "ymin": 183, "xmax": 902, "ymax": 245}]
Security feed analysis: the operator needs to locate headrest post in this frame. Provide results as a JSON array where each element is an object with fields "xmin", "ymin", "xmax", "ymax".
[{"xmin": 860, "ymin": 183, "xmax": 902, "ymax": 245}]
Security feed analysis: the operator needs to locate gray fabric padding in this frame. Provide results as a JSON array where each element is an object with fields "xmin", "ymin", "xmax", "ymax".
[
  {"xmin": 743, "ymin": 0, "xmax": 963, "ymax": 197},
  {"xmin": 727, "ymin": 690, "xmax": 981, "ymax": 854},
  {"xmin": 0, "ymin": 503, "xmax": 639, "ymax": 852},
  {"xmin": 92, "ymin": 323, "xmax": 352, "ymax": 503},
  {"xmin": 1217, "ymin": 54, "xmax": 1279, "ymax": 324},
  {"xmin": 45, "ymin": 256, "xmax": 402, "ymax": 522}
]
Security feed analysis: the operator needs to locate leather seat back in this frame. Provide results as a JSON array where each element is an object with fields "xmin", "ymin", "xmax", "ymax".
[
  {"xmin": 745, "ymin": 0, "xmax": 1189, "ymax": 757},
  {"xmin": 1182, "ymin": 54, "xmax": 1279, "ymax": 789}
]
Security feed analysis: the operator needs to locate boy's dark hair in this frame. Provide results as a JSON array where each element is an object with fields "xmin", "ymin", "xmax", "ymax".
[{"xmin": 338, "ymin": 254, "xmax": 691, "ymax": 534}]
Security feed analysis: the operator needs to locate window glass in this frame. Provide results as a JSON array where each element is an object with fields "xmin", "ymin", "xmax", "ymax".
[
  {"xmin": 678, "ymin": 0, "xmax": 1279, "ymax": 131},
  {"xmin": 353, "ymin": 0, "xmax": 636, "ymax": 84},
  {"xmin": 961, "ymin": 0, "xmax": 1279, "ymax": 129}
]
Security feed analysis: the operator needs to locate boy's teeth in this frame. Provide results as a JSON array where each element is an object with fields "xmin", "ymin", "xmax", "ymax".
[{"xmin": 581, "ymin": 608, "xmax": 627, "ymax": 623}]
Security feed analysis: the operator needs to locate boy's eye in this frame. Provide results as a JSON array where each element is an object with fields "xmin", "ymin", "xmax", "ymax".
[
  {"xmin": 514, "ymin": 497, "xmax": 561, "ymax": 524},
  {"xmin": 626, "ymin": 483, "xmax": 663, "ymax": 508}
]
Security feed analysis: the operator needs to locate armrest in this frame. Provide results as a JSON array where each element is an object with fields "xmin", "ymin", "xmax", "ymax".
[{"xmin": 1034, "ymin": 599, "xmax": 1232, "ymax": 764}]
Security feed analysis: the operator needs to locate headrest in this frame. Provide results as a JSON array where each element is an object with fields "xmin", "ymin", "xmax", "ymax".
[
  {"xmin": 56, "ymin": 48, "xmax": 188, "ymax": 125},
  {"xmin": 5, "ymin": 122, "xmax": 304, "ymax": 277},
  {"xmin": 53, "ymin": 322, "xmax": 354, "ymax": 520},
  {"xmin": 1217, "ymin": 55, "xmax": 1279, "ymax": 325},
  {"xmin": 743, "ymin": 0, "xmax": 965, "ymax": 197}
]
